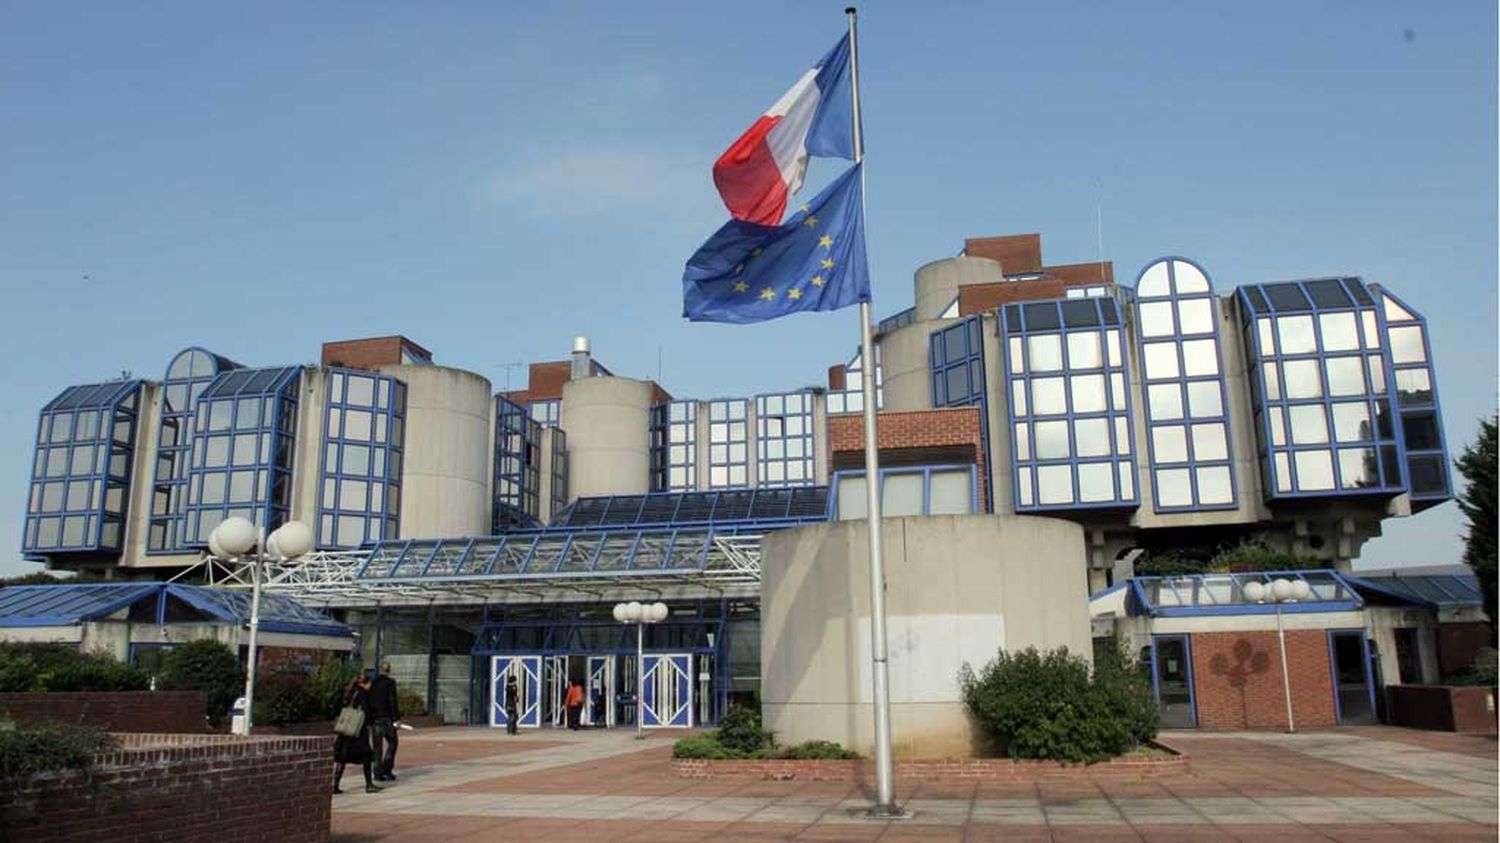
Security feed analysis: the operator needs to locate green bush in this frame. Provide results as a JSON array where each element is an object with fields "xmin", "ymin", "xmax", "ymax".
[
  {"xmin": 777, "ymin": 740, "xmax": 859, "ymax": 760},
  {"xmin": 0, "ymin": 719, "xmax": 116, "ymax": 779},
  {"xmin": 311, "ymin": 659, "xmax": 364, "ymax": 720},
  {"xmin": 1444, "ymin": 647, "xmax": 1498, "ymax": 687},
  {"xmin": 715, "ymin": 704, "xmax": 770, "ymax": 755},
  {"xmin": 157, "ymin": 640, "xmax": 243, "ymax": 726},
  {"xmin": 397, "ymin": 687, "xmax": 427, "ymax": 717},
  {"xmin": 0, "ymin": 643, "xmax": 148, "ymax": 693},
  {"xmin": 672, "ymin": 734, "xmax": 740, "ymax": 759},
  {"xmin": 252, "ymin": 671, "xmax": 321, "ymax": 726},
  {"xmin": 960, "ymin": 646, "xmax": 1157, "ymax": 765},
  {"xmin": 1090, "ymin": 644, "xmax": 1158, "ymax": 745}
]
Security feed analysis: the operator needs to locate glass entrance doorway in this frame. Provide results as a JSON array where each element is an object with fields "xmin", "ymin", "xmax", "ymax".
[
  {"xmin": 1329, "ymin": 630, "xmax": 1376, "ymax": 724},
  {"xmin": 1152, "ymin": 635, "xmax": 1197, "ymax": 729}
]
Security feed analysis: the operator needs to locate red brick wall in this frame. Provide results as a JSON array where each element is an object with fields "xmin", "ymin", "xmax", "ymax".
[
  {"xmin": 1, "ymin": 733, "xmax": 332, "ymax": 842},
  {"xmin": 964, "ymin": 234, "xmax": 1042, "ymax": 272},
  {"xmin": 958, "ymin": 274, "xmax": 1113, "ymax": 315},
  {"xmin": 1189, "ymin": 630, "xmax": 1338, "ymax": 730},
  {"xmin": 257, "ymin": 646, "xmax": 339, "ymax": 676},
  {"xmin": 0, "ymin": 692, "xmax": 208, "ymax": 733},
  {"xmin": 826, "ymin": 407, "xmax": 987, "ymax": 512},
  {"xmin": 1387, "ymin": 684, "xmax": 1499, "ymax": 733},
  {"xmin": 321, "ymin": 336, "xmax": 431, "ymax": 369}
]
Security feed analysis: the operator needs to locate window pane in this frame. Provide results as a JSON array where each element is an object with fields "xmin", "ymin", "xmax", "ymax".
[
  {"xmin": 1077, "ymin": 463, "xmax": 1114, "ymax": 502},
  {"xmin": 1155, "ymin": 468, "xmax": 1192, "ymax": 507},
  {"xmin": 1010, "ymin": 380, "xmax": 1028, "ymax": 417},
  {"xmin": 1186, "ymin": 381, "xmax": 1223, "ymax": 418},
  {"xmin": 1067, "ymin": 331, "xmax": 1101, "ymax": 368},
  {"xmin": 928, "ymin": 470, "xmax": 972, "ymax": 515},
  {"xmin": 1338, "ymin": 448, "xmax": 1380, "ymax": 488},
  {"xmin": 1148, "ymin": 384, "xmax": 1183, "ymax": 420},
  {"xmin": 1028, "ymin": 335, "xmax": 1062, "ymax": 371},
  {"xmin": 1177, "ymin": 298, "xmax": 1214, "ymax": 334},
  {"xmin": 1139, "ymin": 301, "xmax": 1174, "ymax": 337},
  {"xmin": 1257, "ymin": 318, "xmax": 1276, "ymax": 356},
  {"xmin": 1367, "ymin": 355, "xmax": 1386, "ymax": 394},
  {"xmin": 1361, "ymin": 311, "xmax": 1380, "ymax": 348},
  {"xmin": 1013, "ymin": 423, "xmax": 1030, "ymax": 461},
  {"xmin": 1318, "ymin": 312, "xmax": 1359, "ymax": 351},
  {"xmin": 1196, "ymin": 466, "xmax": 1233, "ymax": 504},
  {"xmin": 1172, "ymin": 261, "xmax": 1209, "ymax": 293},
  {"xmin": 1282, "ymin": 359, "xmax": 1322, "ymax": 399},
  {"xmin": 1263, "ymin": 362, "xmax": 1282, "ymax": 399},
  {"xmin": 1152, "ymin": 425, "xmax": 1188, "ymax": 462},
  {"xmin": 1191, "ymin": 423, "xmax": 1228, "ymax": 461},
  {"xmin": 1016, "ymin": 467, "xmax": 1033, "ymax": 506},
  {"xmin": 1034, "ymin": 421, "xmax": 1071, "ymax": 459},
  {"xmin": 1118, "ymin": 463, "xmax": 1134, "ymax": 499},
  {"xmin": 1114, "ymin": 417, "xmax": 1130, "ymax": 455},
  {"xmin": 1110, "ymin": 373, "xmax": 1126, "ymax": 411},
  {"xmin": 1075, "ymin": 418, "xmax": 1110, "ymax": 457},
  {"xmin": 1394, "ymin": 369, "xmax": 1433, "ymax": 406},
  {"xmin": 1276, "ymin": 315, "xmax": 1316, "ymax": 354},
  {"xmin": 881, "ymin": 473, "xmax": 923, "ymax": 517},
  {"xmin": 1331, "ymin": 402, "xmax": 1372, "ymax": 442},
  {"xmin": 1324, "ymin": 357, "xmax": 1365, "ymax": 397},
  {"xmin": 1036, "ymin": 465, "xmax": 1073, "ymax": 504},
  {"xmin": 1274, "ymin": 452, "xmax": 1292, "ymax": 491},
  {"xmin": 1289, "ymin": 405, "xmax": 1329, "ymax": 445},
  {"xmin": 1143, "ymin": 342, "xmax": 1179, "ymax": 380},
  {"xmin": 1181, "ymin": 339, "xmax": 1219, "ymax": 376},
  {"xmin": 1388, "ymin": 325, "xmax": 1425, "ymax": 364},
  {"xmin": 1070, "ymin": 374, "xmax": 1106, "ymax": 414},
  {"xmin": 1106, "ymin": 331, "xmax": 1122, "ymax": 367},
  {"xmin": 1008, "ymin": 337, "xmax": 1024, "ymax": 374},
  {"xmin": 836, "ymin": 476, "xmax": 867, "ymax": 520},
  {"xmin": 1294, "ymin": 450, "xmax": 1335, "ymax": 491},
  {"xmin": 1031, "ymin": 378, "xmax": 1066, "ymax": 415}
]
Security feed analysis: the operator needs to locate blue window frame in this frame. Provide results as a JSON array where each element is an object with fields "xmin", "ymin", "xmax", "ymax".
[
  {"xmin": 318, "ymin": 369, "xmax": 406, "ymax": 549},
  {"xmin": 830, "ymin": 464, "xmax": 977, "ymax": 520},
  {"xmin": 1374, "ymin": 287, "xmax": 1450, "ymax": 507},
  {"xmin": 1237, "ymin": 278, "xmax": 1404, "ymax": 499},
  {"xmin": 930, "ymin": 315, "xmax": 991, "ymax": 511},
  {"xmin": 706, "ymin": 398, "xmax": 749, "ymax": 488},
  {"xmin": 528, "ymin": 399, "xmax": 560, "ymax": 429},
  {"xmin": 826, "ymin": 347, "xmax": 882, "ymax": 415},
  {"xmin": 650, "ymin": 400, "xmax": 697, "ymax": 492},
  {"xmin": 755, "ymin": 390, "xmax": 815, "ymax": 487},
  {"xmin": 549, "ymin": 428, "xmax": 569, "ymax": 519},
  {"xmin": 1001, "ymin": 297, "xmax": 1138, "ymax": 511},
  {"xmin": 148, "ymin": 347, "xmax": 239, "ymax": 553},
  {"xmin": 24, "ymin": 380, "xmax": 144, "ymax": 556},
  {"xmin": 495, "ymin": 395, "xmax": 542, "ymax": 528},
  {"xmin": 1133, "ymin": 258, "xmax": 1238, "ymax": 512},
  {"xmin": 1326, "ymin": 629, "xmax": 1377, "ymax": 725},
  {"xmin": 182, "ymin": 366, "xmax": 301, "ymax": 546}
]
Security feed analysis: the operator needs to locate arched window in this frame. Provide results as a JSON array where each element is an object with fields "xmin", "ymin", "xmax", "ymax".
[{"xmin": 1133, "ymin": 259, "xmax": 1237, "ymax": 511}]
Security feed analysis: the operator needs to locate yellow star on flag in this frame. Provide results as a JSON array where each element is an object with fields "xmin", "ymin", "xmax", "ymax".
[
  {"xmin": 820, "ymin": 258, "xmax": 834, "ymax": 270},
  {"xmin": 804, "ymin": 216, "xmax": 819, "ymax": 228},
  {"xmin": 759, "ymin": 286, "xmax": 776, "ymax": 301},
  {"xmin": 732, "ymin": 281, "xmax": 749, "ymax": 293},
  {"xmin": 811, "ymin": 275, "xmax": 826, "ymax": 287},
  {"xmin": 788, "ymin": 287, "xmax": 803, "ymax": 301},
  {"xmin": 818, "ymin": 235, "xmax": 833, "ymax": 248},
  {"xmin": 799, "ymin": 203, "xmax": 811, "ymax": 213}
]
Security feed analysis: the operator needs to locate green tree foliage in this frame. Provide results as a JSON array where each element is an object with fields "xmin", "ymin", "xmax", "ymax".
[
  {"xmin": 1134, "ymin": 540, "xmax": 1315, "ymax": 576},
  {"xmin": 0, "ymin": 719, "xmax": 116, "ymax": 779},
  {"xmin": 959, "ymin": 646, "xmax": 1158, "ymax": 764},
  {"xmin": 1456, "ymin": 417, "xmax": 1497, "ymax": 625},
  {"xmin": 396, "ymin": 687, "xmax": 426, "ymax": 717},
  {"xmin": 714, "ymin": 704, "xmax": 771, "ymax": 754},
  {"xmin": 157, "ymin": 639, "xmax": 243, "ymax": 726},
  {"xmin": 252, "ymin": 670, "xmax": 321, "ymax": 726},
  {"xmin": 0, "ymin": 643, "xmax": 148, "ymax": 693},
  {"xmin": 310, "ymin": 659, "xmax": 364, "ymax": 720}
]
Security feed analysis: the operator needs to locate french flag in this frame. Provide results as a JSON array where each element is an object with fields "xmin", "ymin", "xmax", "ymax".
[{"xmin": 713, "ymin": 35, "xmax": 855, "ymax": 226}]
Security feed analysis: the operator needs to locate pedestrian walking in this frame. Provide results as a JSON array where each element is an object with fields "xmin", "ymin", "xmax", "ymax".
[
  {"xmin": 368, "ymin": 662, "xmax": 401, "ymax": 781},
  {"xmin": 591, "ymin": 684, "xmax": 606, "ymax": 727},
  {"xmin": 332, "ymin": 675, "xmax": 381, "ymax": 794},
  {"xmin": 565, "ymin": 679, "xmax": 585, "ymax": 730},
  {"xmin": 504, "ymin": 675, "xmax": 520, "ymax": 735}
]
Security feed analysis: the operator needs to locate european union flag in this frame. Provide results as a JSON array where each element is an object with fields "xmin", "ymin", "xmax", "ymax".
[{"xmin": 683, "ymin": 163, "xmax": 868, "ymax": 324}]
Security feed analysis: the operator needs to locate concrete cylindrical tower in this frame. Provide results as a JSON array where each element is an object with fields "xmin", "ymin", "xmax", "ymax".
[
  {"xmin": 561, "ymin": 376, "xmax": 653, "ymax": 498},
  {"xmin": 879, "ymin": 255, "xmax": 1007, "ymax": 411},
  {"xmin": 376, "ymin": 364, "xmax": 492, "ymax": 538},
  {"xmin": 913, "ymin": 255, "xmax": 1002, "ymax": 321}
]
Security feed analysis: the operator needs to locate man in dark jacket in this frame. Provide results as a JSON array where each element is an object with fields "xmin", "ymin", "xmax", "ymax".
[{"xmin": 367, "ymin": 663, "xmax": 400, "ymax": 781}]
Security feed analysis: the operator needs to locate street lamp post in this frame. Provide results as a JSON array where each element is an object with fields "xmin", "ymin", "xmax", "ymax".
[
  {"xmin": 211, "ymin": 517, "xmax": 313, "ymax": 736},
  {"xmin": 1244, "ymin": 577, "xmax": 1312, "ymax": 734},
  {"xmin": 613, "ymin": 601, "xmax": 668, "ymax": 740}
]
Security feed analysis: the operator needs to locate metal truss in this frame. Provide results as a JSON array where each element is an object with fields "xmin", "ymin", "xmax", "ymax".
[{"xmin": 171, "ymin": 528, "xmax": 767, "ymax": 609}]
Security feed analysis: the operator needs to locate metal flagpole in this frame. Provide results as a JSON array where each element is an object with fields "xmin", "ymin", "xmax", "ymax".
[{"xmin": 845, "ymin": 5, "xmax": 899, "ymax": 817}]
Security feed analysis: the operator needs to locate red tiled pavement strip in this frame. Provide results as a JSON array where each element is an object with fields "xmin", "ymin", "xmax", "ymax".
[{"xmin": 330, "ymin": 725, "xmax": 1497, "ymax": 841}]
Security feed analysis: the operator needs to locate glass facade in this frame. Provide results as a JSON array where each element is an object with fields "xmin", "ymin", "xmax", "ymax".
[
  {"xmin": 1375, "ymin": 287, "xmax": 1450, "ymax": 505},
  {"xmin": 707, "ymin": 398, "xmax": 749, "ymax": 488},
  {"xmin": 826, "ymin": 347, "xmax": 882, "ymax": 415},
  {"xmin": 149, "ymin": 347, "xmax": 238, "ymax": 552},
  {"xmin": 1237, "ymin": 278, "xmax": 1404, "ymax": 498},
  {"xmin": 930, "ymin": 315, "xmax": 990, "ymax": 510},
  {"xmin": 1134, "ymin": 259, "xmax": 1238, "ymax": 511},
  {"xmin": 833, "ymin": 465, "xmax": 976, "ymax": 520},
  {"xmin": 318, "ymin": 369, "xmax": 406, "ymax": 549},
  {"xmin": 755, "ymin": 390, "xmax": 815, "ymax": 487},
  {"xmin": 650, "ymin": 400, "xmax": 698, "ymax": 492},
  {"xmin": 495, "ymin": 395, "xmax": 542, "ymax": 528},
  {"xmin": 24, "ymin": 380, "xmax": 143, "ymax": 556},
  {"xmin": 182, "ymin": 366, "xmax": 301, "ymax": 545},
  {"xmin": 550, "ymin": 428, "xmax": 569, "ymax": 518},
  {"xmin": 1002, "ymin": 297, "xmax": 1138, "ymax": 511},
  {"xmin": 528, "ymin": 399, "xmax": 560, "ymax": 428}
]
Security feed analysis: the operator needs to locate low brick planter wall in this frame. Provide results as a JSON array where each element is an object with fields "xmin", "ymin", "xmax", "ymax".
[
  {"xmin": 0, "ymin": 691, "xmax": 209, "ymax": 733},
  {"xmin": 1387, "ymin": 685, "xmax": 1499, "ymax": 733},
  {"xmin": 1, "ymin": 732, "xmax": 334, "ymax": 842},
  {"xmin": 674, "ymin": 742, "xmax": 1188, "ymax": 782}
]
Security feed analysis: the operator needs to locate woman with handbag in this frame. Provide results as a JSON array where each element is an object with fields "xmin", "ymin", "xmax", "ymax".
[{"xmin": 333, "ymin": 675, "xmax": 381, "ymax": 794}]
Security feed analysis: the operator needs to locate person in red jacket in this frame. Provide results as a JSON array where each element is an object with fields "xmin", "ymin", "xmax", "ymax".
[{"xmin": 564, "ymin": 680, "xmax": 585, "ymax": 730}]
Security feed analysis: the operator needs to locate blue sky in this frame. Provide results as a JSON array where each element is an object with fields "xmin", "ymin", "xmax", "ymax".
[{"xmin": 1, "ymin": 2, "xmax": 1494, "ymax": 575}]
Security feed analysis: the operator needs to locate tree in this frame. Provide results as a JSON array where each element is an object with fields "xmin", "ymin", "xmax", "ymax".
[
  {"xmin": 1456, "ymin": 417, "xmax": 1497, "ymax": 626},
  {"xmin": 158, "ymin": 639, "xmax": 244, "ymax": 726}
]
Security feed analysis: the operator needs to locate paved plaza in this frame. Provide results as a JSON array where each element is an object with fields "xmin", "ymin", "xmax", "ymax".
[{"xmin": 328, "ymin": 725, "xmax": 1497, "ymax": 841}]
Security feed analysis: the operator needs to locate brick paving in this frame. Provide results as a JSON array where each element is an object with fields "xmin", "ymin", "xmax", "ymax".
[{"xmin": 331, "ymin": 726, "xmax": 1497, "ymax": 841}]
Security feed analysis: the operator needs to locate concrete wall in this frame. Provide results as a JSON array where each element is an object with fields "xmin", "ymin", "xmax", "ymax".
[
  {"xmin": 377, "ymin": 364, "xmax": 492, "ymax": 538},
  {"xmin": 760, "ymin": 514, "xmax": 1090, "ymax": 758},
  {"xmin": 913, "ymin": 256, "xmax": 1003, "ymax": 321},
  {"xmin": 561, "ymin": 376, "xmax": 652, "ymax": 498},
  {"xmin": 877, "ymin": 320, "xmax": 946, "ymax": 412}
]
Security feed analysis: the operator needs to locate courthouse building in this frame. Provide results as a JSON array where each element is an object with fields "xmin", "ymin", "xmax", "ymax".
[{"xmin": 16, "ymin": 233, "xmax": 1452, "ymax": 749}]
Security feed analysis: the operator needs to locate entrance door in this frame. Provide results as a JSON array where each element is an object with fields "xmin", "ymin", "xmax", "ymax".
[
  {"xmin": 1329, "ymin": 630, "xmax": 1376, "ymax": 724},
  {"xmin": 1152, "ymin": 635, "xmax": 1196, "ymax": 729},
  {"xmin": 584, "ymin": 656, "xmax": 614, "ymax": 726},
  {"xmin": 641, "ymin": 653, "xmax": 693, "ymax": 728},
  {"xmin": 489, "ymin": 655, "xmax": 542, "ymax": 729},
  {"xmin": 545, "ymin": 655, "xmax": 567, "ymax": 727}
]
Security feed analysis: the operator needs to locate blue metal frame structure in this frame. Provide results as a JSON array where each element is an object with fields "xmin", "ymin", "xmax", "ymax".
[
  {"xmin": 182, "ymin": 366, "xmax": 301, "ymax": 545},
  {"xmin": 1325, "ymin": 628, "xmax": 1377, "ymax": 724},
  {"xmin": 494, "ymin": 395, "xmax": 542, "ymax": 529},
  {"xmin": 149, "ymin": 347, "xmax": 240, "ymax": 553},
  {"xmin": 650, "ymin": 400, "xmax": 697, "ymax": 492},
  {"xmin": 706, "ymin": 398, "xmax": 749, "ymax": 488},
  {"xmin": 549, "ymin": 427, "xmax": 569, "ymax": 519},
  {"xmin": 930, "ymin": 315, "xmax": 992, "ymax": 511},
  {"xmin": 551, "ymin": 486, "xmax": 830, "ymax": 529},
  {"xmin": 877, "ymin": 306, "xmax": 916, "ymax": 334},
  {"xmin": 1133, "ymin": 258, "xmax": 1238, "ymax": 512},
  {"xmin": 1001, "ymin": 297, "xmax": 1138, "ymax": 511},
  {"xmin": 1125, "ymin": 569, "xmax": 1363, "ymax": 617},
  {"xmin": 24, "ymin": 380, "xmax": 144, "ymax": 557},
  {"xmin": 1372, "ymin": 286, "xmax": 1451, "ymax": 509},
  {"xmin": 1236, "ymin": 278, "xmax": 1405, "ymax": 499},
  {"xmin": 1342, "ymin": 573, "xmax": 1482, "ymax": 609},
  {"xmin": 826, "ymin": 346, "xmax": 882, "ymax": 415},
  {"xmin": 318, "ymin": 369, "xmax": 406, "ymax": 549},
  {"xmin": 0, "ymin": 582, "xmax": 349, "ymax": 638},
  {"xmin": 754, "ymin": 390, "xmax": 815, "ymax": 488},
  {"xmin": 830, "ymin": 465, "xmax": 978, "ymax": 519}
]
